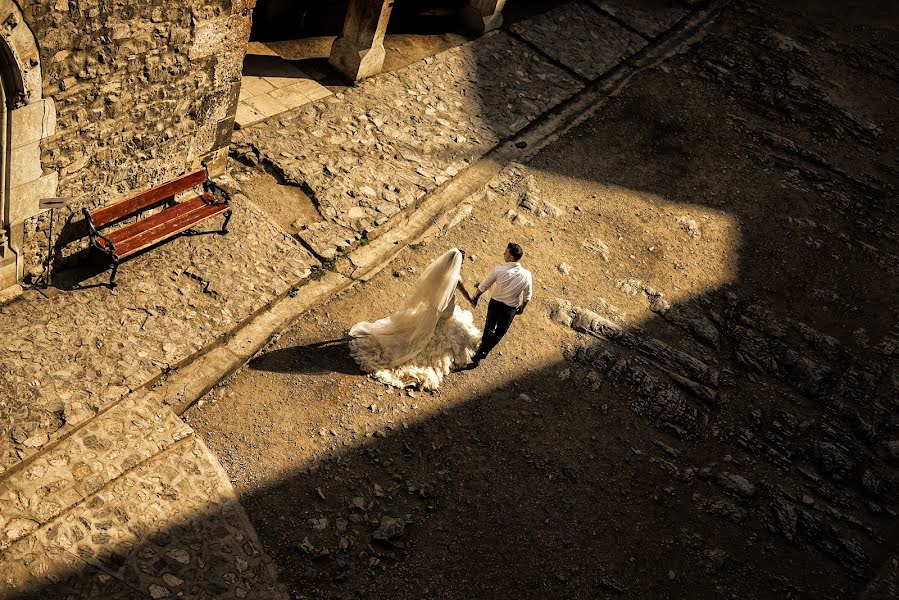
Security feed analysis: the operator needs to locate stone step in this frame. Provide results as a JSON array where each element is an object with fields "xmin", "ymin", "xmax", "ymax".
[
  {"xmin": 0, "ymin": 390, "xmax": 191, "ymax": 551},
  {"xmin": 0, "ymin": 390, "xmax": 288, "ymax": 600}
]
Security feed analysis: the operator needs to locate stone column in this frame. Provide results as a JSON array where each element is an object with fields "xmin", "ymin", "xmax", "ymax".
[
  {"xmin": 328, "ymin": 0, "xmax": 394, "ymax": 83},
  {"xmin": 461, "ymin": 0, "xmax": 507, "ymax": 34}
]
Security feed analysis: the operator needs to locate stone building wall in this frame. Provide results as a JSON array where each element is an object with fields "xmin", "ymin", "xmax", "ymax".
[{"xmin": 13, "ymin": 0, "xmax": 253, "ymax": 280}]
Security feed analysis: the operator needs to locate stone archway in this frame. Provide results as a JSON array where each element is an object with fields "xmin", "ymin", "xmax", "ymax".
[{"xmin": 0, "ymin": 0, "xmax": 57, "ymax": 299}]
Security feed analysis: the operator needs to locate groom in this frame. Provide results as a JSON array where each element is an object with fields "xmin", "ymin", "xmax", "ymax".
[{"xmin": 467, "ymin": 242, "xmax": 533, "ymax": 368}]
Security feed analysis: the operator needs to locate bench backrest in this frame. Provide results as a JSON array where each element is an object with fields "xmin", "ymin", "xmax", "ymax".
[{"xmin": 90, "ymin": 169, "xmax": 208, "ymax": 228}]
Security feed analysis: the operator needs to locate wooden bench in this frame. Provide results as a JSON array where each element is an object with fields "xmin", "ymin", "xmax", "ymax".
[{"xmin": 83, "ymin": 169, "xmax": 231, "ymax": 287}]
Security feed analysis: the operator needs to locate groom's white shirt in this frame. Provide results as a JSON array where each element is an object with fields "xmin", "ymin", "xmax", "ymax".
[{"xmin": 478, "ymin": 262, "xmax": 533, "ymax": 308}]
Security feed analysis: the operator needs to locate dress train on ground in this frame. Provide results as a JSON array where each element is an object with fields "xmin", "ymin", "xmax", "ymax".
[{"xmin": 349, "ymin": 305, "xmax": 480, "ymax": 390}]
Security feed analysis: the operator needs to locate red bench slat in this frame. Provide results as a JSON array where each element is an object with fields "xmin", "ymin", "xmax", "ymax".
[
  {"xmin": 103, "ymin": 194, "xmax": 215, "ymax": 245},
  {"xmin": 90, "ymin": 169, "xmax": 208, "ymax": 228},
  {"xmin": 97, "ymin": 197, "xmax": 228, "ymax": 259}
]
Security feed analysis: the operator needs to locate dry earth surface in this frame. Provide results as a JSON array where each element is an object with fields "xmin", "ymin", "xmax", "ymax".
[{"xmin": 186, "ymin": 1, "xmax": 899, "ymax": 598}]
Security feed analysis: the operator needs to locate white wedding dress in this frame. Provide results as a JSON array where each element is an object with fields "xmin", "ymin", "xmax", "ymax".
[{"xmin": 349, "ymin": 249, "xmax": 481, "ymax": 390}]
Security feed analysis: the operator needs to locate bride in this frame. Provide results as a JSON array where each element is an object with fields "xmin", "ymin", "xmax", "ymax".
[{"xmin": 348, "ymin": 248, "xmax": 481, "ymax": 390}]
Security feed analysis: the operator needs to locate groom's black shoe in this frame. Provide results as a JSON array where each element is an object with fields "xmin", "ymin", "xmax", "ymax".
[
  {"xmin": 453, "ymin": 359, "xmax": 478, "ymax": 372},
  {"xmin": 459, "ymin": 352, "xmax": 486, "ymax": 371}
]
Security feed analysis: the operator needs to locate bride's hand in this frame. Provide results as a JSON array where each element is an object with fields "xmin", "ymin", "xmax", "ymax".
[{"xmin": 457, "ymin": 281, "xmax": 472, "ymax": 303}]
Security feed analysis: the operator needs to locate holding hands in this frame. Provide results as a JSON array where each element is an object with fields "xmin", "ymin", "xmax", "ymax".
[{"xmin": 457, "ymin": 280, "xmax": 477, "ymax": 307}]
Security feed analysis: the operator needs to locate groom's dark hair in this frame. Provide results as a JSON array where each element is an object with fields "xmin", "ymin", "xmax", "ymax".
[{"xmin": 507, "ymin": 242, "xmax": 523, "ymax": 261}]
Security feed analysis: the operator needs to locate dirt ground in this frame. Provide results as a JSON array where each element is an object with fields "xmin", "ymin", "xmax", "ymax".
[
  {"xmin": 185, "ymin": 1, "xmax": 899, "ymax": 598},
  {"xmin": 231, "ymin": 166, "xmax": 323, "ymax": 235}
]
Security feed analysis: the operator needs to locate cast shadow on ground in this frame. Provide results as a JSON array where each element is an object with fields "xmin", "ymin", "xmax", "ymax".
[
  {"xmin": 240, "ymin": 6, "xmax": 898, "ymax": 594},
  {"xmin": 7, "ymin": 326, "xmax": 896, "ymax": 599},
  {"xmin": 248, "ymin": 339, "xmax": 361, "ymax": 376},
  {"xmin": 48, "ymin": 228, "xmax": 226, "ymax": 291},
  {"xmin": 8, "ymin": 0, "xmax": 899, "ymax": 598}
]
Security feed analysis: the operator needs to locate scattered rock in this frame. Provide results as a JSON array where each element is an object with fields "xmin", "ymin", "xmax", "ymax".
[
  {"xmin": 5, "ymin": 517, "xmax": 38, "ymax": 539},
  {"xmin": 646, "ymin": 289, "xmax": 671, "ymax": 315},
  {"xmin": 715, "ymin": 472, "xmax": 757, "ymax": 498},
  {"xmin": 299, "ymin": 537, "xmax": 316, "ymax": 554},
  {"xmin": 616, "ymin": 278, "xmax": 643, "ymax": 296},
  {"xmin": 883, "ymin": 440, "xmax": 899, "ymax": 463},
  {"xmin": 675, "ymin": 216, "xmax": 701, "ymax": 238},
  {"xmin": 149, "ymin": 584, "xmax": 170, "ymax": 599},
  {"xmin": 772, "ymin": 498, "xmax": 798, "ymax": 542},
  {"xmin": 505, "ymin": 208, "xmax": 534, "ymax": 226},
  {"xmin": 812, "ymin": 441, "xmax": 857, "ymax": 482},
  {"xmin": 582, "ymin": 238, "xmax": 610, "ymax": 261},
  {"xmin": 373, "ymin": 516, "xmax": 406, "ymax": 542},
  {"xmin": 165, "ymin": 548, "xmax": 190, "ymax": 565},
  {"xmin": 162, "ymin": 574, "xmax": 184, "ymax": 587}
]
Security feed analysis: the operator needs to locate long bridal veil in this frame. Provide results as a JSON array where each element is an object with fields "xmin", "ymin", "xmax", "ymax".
[
  {"xmin": 349, "ymin": 248, "xmax": 480, "ymax": 389},
  {"xmin": 349, "ymin": 248, "xmax": 463, "ymax": 369}
]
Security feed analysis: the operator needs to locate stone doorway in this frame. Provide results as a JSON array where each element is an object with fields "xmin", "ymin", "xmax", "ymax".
[
  {"xmin": 0, "ymin": 43, "xmax": 15, "ymax": 298},
  {"xmin": 235, "ymin": 1, "xmax": 338, "ymax": 128},
  {"xmin": 235, "ymin": 1, "xmax": 481, "ymax": 128},
  {"xmin": 0, "ymin": 2, "xmax": 57, "ymax": 300}
]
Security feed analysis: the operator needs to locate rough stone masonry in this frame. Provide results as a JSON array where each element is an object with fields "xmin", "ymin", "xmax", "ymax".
[{"xmin": 1, "ymin": 1, "xmax": 250, "ymax": 293}]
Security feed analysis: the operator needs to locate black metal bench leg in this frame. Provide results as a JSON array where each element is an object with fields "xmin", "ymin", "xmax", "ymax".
[
  {"xmin": 109, "ymin": 259, "xmax": 120, "ymax": 288},
  {"xmin": 221, "ymin": 209, "xmax": 233, "ymax": 235}
]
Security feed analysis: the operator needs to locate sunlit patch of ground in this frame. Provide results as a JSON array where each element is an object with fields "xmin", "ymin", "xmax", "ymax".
[{"xmin": 186, "ymin": 158, "xmax": 741, "ymax": 512}]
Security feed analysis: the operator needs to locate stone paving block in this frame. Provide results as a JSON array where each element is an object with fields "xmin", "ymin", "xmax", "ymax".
[
  {"xmin": 592, "ymin": 0, "xmax": 689, "ymax": 38},
  {"xmin": 284, "ymin": 78, "xmax": 332, "ymax": 101},
  {"xmin": 268, "ymin": 84, "xmax": 312, "ymax": 108},
  {"xmin": 244, "ymin": 93, "xmax": 291, "ymax": 120},
  {"xmin": 0, "ymin": 194, "xmax": 317, "ymax": 476},
  {"xmin": 297, "ymin": 221, "xmax": 359, "ymax": 261},
  {"xmin": 0, "ymin": 391, "xmax": 190, "ymax": 550},
  {"xmin": 244, "ymin": 54, "xmax": 308, "ymax": 87},
  {"xmin": 510, "ymin": 2, "xmax": 647, "ymax": 80},
  {"xmin": 300, "ymin": 82, "xmax": 332, "ymax": 102},
  {"xmin": 235, "ymin": 31, "xmax": 581, "ymax": 249},
  {"xmin": 238, "ymin": 76, "xmax": 276, "ymax": 100},
  {"xmin": 235, "ymin": 101, "xmax": 266, "ymax": 128},
  {"xmin": 267, "ymin": 79, "xmax": 333, "ymax": 113}
]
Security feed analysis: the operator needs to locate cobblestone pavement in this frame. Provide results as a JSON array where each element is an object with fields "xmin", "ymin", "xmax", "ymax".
[
  {"xmin": 0, "ymin": 189, "xmax": 317, "ymax": 475},
  {"xmin": 233, "ymin": 0, "xmax": 703, "ymax": 260},
  {"xmin": 0, "ymin": 389, "xmax": 287, "ymax": 599},
  {"xmin": 510, "ymin": 2, "xmax": 647, "ymax": 80},
  {"xmin": 235, "ymin": 31, "xmax": 582, "ymax": 259},
  {"xmin": 592, "ymin": 0, "xmax": 689, "ymax": 39}
]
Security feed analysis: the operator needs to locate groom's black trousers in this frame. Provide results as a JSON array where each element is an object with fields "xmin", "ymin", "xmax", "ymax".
[{"xmin": 476, "ymin": 298, "xmax": 518, "ymax": 358}]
